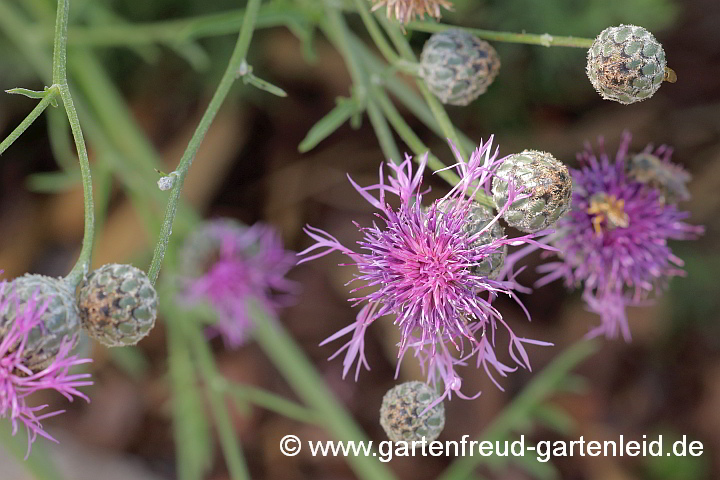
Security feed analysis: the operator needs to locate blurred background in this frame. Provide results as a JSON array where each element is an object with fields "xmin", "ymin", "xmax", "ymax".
[{"xmin": 0, "ymin": 0, "xmax": 719, "ymax": 478}]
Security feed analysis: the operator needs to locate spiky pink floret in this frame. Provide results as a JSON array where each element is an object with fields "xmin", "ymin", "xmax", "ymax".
[
  {"xmin": 183, "ymin": 222, "xmax": 298, "ymax": 348},
  {"xmin": 535, "ymin": 133, "xmax": 703, "ymax": 340},
  {"xmin": 0, "ymin": 278, "xmax": 92, "ymax": 457},
  {"xmin": 299, "ymin": 139, "xmax": 553, "ymax": 403}
]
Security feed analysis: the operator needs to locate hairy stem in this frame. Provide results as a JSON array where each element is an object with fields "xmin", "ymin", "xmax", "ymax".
[
  {"xmin": 407, "ymin": 22, "xmax": 594, "ymax": 48},
  {"xmin": 147, "ymin": 0, "xmax": 263, "ymax": 284}
]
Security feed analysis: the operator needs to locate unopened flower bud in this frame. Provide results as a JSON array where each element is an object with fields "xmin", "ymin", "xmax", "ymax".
[
  {"xmin": 77, "ymin": 264, "xmax": 157, "ymax": 347},
  {"xmin": 626, "ymin": 152, "xmax": 690, "ymax": 204},
  {"xmin": 492, "ymin": 150, "xmax": 572, "ymax": 232},
  {"xmin": 420, "ymin": 29, "xmax": 500, "ymax": 106},
  {"xmin": 380, "ymin": 381, "xmax": 445, "ymax": 442},
  {"xmin": 586, "ymin": 25, "xmax": 667, "ymax": 104},
  {"xmin": 0, "ymin": 274, "xmax": 80, "ymax": 371},
  {"xmin": 435, "ymin": 200, "xmax": 506, "ymax": 278}
]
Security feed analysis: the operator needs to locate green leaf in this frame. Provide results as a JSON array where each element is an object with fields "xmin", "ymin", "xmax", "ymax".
[
  {"xmin": 25, "ymin": 171, "xmax": 81, "ymax": 193},
  {"xmin": 244, "ymin": 73, "xmax": 287, "ymax": 97},
  {"xmin": 108, "ymin": 345, "xmax": 150, "ymax": 379},
  {"xmin": 6, "ymin": 87, "xmax": 47, "ymax": 100},
  {"xmin": 298, "ymin": 98, "xmax": 358, "ymax": 152}
]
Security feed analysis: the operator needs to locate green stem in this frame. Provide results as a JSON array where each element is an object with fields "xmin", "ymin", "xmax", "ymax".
[
  {"xmin": 146, "ymin": 0, "xmax": 263, "ymax": 285},
  {"xmin": 51, "ymin": 0, "xmax": 68, "ymax": 85},
  {"xmin": 249, "ymin": 301, "xmax": 397, "ymax": 480},
  {"xmin": 225, "ymin": 383, "xmax": 321, "ymax": 425},
  {"xmin": 406, "ymin": 22, "xmax": 594, "ymax": 48},
  {"xmin": 60, "ymin": 84, "xmax": 95, "ymax": 286},
  {"xmin": 438, "ymin": 340, "xmax": 600, "ymax": 480},
  {"xmin": 0, "ymin": 88, "xmax": 58, "ymax": 156},
  {"xmin": 186, "ymin": 322, "xmax": 250, "ymax": 480},
  {"xmin": 48, "ymin": 0, "xmax": 96, "ymax": 286}
]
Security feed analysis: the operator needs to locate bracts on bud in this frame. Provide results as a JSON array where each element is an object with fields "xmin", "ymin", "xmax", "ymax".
[
  {"xmin": 77, "ymin": 263, "xmax": 157, "ymax": 347},
  {"xmin": 380, "ymin": 381, "xmax": 445, "ymax": 442}
]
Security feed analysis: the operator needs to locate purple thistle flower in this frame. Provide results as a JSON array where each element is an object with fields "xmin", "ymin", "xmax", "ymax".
[
  {"xmin": 179, "ymin": 220, "xmax": 297, "ymax": 348},
  {"xmin": 0, "ymin": 277, "xmax": 92, "ymax": 457},
  {"xmin": 535, "ymin": 133, "xmax": 703, "ymax": 341},
  {"xmin": 299, "ymin": 138, "xmax": 553, "ymax": 404}
]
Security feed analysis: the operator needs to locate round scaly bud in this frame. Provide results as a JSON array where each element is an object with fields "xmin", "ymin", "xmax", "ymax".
[
  {"xmin": 586, "ymin": 25, "xmax": 667, "ymax": 104},
  {"xmin": 492, "ymin": 150, "xmax": 572, "ymax": 233},
  {"xmin": 77, "ymin": 264, "xmax": 157, "ymax": 347},
  {"xmin": 420, "ymin": 29, "xmax": 500, "ymax": 106},
  {"xmin": 434, "ymin": 199, "xmax": 507, "ymax": 279},
  {"xmin": 380, "ymin": 381, "xmax": 445, "ymax": 443},
  {"xmin": 626, "ymin": 152, "xmax": 690, "ymax": 204},
  {"xmin": 0, "ymin": 274, "xmax": 81, "ymax": 371}
]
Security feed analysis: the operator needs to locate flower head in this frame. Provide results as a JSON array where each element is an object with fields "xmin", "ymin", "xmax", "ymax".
[
  {"xmin": 370, "ymin": 0, "xmax": 454, "ymax": 25},
  {"xmin": 536, "ymin": 133, "xmax": 703, "ymax": 340},
  {"xmin": 0, "ymin": 277, "xmax": 92, "ymax": 456},
  {"xmin": 299, "ymin": 139, "xmax": 553, "ymax": 403},
  {"xmin": 179, "ymin": 219, "xmax": 297, "ymax": 348}
]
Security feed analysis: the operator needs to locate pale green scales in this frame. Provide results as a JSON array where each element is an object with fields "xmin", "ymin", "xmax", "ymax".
[{"xmin": 586, "ymin": 25, "xmax": 667, "ymax": 105}]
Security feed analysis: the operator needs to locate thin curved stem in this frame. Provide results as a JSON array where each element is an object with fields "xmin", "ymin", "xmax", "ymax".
[
  {"xmin": 146, "ymin": 0, "xmax": 263, "ymax": 285},
  {"xmin": 406, "ymin": 21, "xmax": 594, "ymax": 48},
  {"xmin": 48, "ymin": 0, "xmax": 95, "ymax": 287}
]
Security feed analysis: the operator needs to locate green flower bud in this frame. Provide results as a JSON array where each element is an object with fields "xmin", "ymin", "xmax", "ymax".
[
  {"xmin": 0, "ymin": 274, "xmax": 81, "ymax": 371},
  {"xmin": 380, "ymin": 381, "xmax": 445, "ymax": 443},
  {"xmin": 434, "ymin": 200, "xmax": 506, "ymax": 278},
  {"xmin": 627, "ymin": 152, "xmax": 690, "ymax": 204},
  {"xmin": 77, "ymin": 264, "xmax": 157, "ymax": 347},
  {"xmin": 492, "ymin": 150, "xmax": 572, "ymax": 233},
  {"xmin": 420, "ymin": 29, "xmax": 500, "ymax": 106},
  {"xmin": 586, "ymin": 25, "xmax": 667, "ymax": 104}
]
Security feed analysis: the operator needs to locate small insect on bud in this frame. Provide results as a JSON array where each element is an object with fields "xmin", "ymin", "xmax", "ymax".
[
  {"xmin": 626, "ymin": 152, "xmax": 690, "ymax": 204},
  {"xmin": 492, "ymin": 150, "xmax": 572, "ymax": 233},
  {"xmin": 380, "ymin": 381, "xmax": 445, "ymax": 443},
  {"xmin": 434, "ymin": 200, "xmax": 507, "ymax": 279},
  {"xmin": 420, "ymin": 29, "xmax": 500, "ymax": 106},
  {"xmin": 586, "ymin": 25, "xmax": 667, "ymax": 104},
  {"xmin": 0, "ymin": 274, "xmax": 81, "ymax": 371},
  {"xmin": 77, "ymin": 264, "xmax": 158, "ymax": 347}
]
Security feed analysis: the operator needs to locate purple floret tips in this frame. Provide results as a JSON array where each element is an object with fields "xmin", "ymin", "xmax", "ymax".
[
  {"xmin": 299, "ymin": 138, "xmax": 554, "ymax": 403},
  {"xmin": 536, "ymin": 132, "xmax": 703, "ymax": 340},
  {"xmin": 0, "ymin": 278, "xmax": 92, "ymax": 457},
  {"xmin": 179, "ymin": 220, "xmax": 298, "ymax": 348}
]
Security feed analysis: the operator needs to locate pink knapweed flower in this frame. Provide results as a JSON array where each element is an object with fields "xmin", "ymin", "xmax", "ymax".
[
  {"xmin": 535, "ymin": 133, "xmax": 703, "ymax": 340},
  {"xmin": 299, "ymin": 139, "xmax": 553, "ymax": 404},
  {"xmin": 0, "ymin": 278, "xmax": 92, "ymax": 456},
  {"xmin": 179, "ymin": 219, "xmax": 297, "ymax": 347}
]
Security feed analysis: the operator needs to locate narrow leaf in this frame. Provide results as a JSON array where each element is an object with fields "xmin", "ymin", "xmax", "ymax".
[{"xmin": 298, "ymin": 99, "xmax": 356, "ymax": 152}]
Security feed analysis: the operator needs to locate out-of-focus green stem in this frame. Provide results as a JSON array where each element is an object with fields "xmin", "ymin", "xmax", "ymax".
[
  {"xmin": 0, "ymin": 88, "xmax": 57, "ymax": 155},
  {"xmin": 147, "ymin": 0, "xmax": 263, "ymax": 284},
  {"xmin": 225, "ymin": 383, "xmax": 321, "ymax": 425},
  {"xmin": 407, "ymin": 21, "xmax": 594, "ymax": 48},
  {"xmin": 186, "ymin": 321, "xmax": 250, "ymax": 480},
  {"xmin": 438, "ymin": 340, "xmax": 600, "ymax": 480},
  {"xmin": 249, "ymin": 301, "xmax": 397, "ymax": 480}
]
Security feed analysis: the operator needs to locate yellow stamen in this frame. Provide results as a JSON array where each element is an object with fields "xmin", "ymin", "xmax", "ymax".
[{"xmin": 587, "ymin": 194, "xmax": 629, "ymax": 235}]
